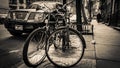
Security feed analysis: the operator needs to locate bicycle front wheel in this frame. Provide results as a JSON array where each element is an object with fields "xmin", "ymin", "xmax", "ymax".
[
  {"xmin": 23, "ymin": 28, "xmax": 46, "ymax": 67},
  {"xmin": 46, "ymin": 28, "xmax": 86, "ymax": 68}
]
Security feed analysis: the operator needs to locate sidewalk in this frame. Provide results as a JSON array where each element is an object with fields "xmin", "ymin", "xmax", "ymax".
[
  {"xmin": 92, "ymin": 20, "xmax": 120, "ymax": 68},
  {"xmin": 16, "ymin": 20, "xmax": 120, "ymax": 68},
  {"xmin": 112, "ymin": 26, "xmax": 120, "ymax": 31}
]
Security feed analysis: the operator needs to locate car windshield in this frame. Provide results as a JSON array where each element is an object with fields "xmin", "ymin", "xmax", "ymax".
[
  {"xmin": 28, "ymin": 4, "xmax": 44, "ymax": 9},
  {"xmin": 43, "ymin": 3, "xmax": 56, "ymax": 10},
  {"xmin": 27, "ymin": 2, "xmax": 63, "ymax": 11}
]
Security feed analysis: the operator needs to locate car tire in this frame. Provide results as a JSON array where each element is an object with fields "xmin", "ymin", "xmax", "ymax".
[{"xmin": 9, "ymin": 30, "xmax": 22, "ymax": 36}]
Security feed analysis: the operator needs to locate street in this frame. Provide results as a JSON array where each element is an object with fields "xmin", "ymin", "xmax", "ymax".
[
  {"xmin": 0, "ymin": 24, "xmax": 26, "ymax": 68},
  {"xmin": 0, "ymin": 20, "xmax": 120, "ymax": 68}
]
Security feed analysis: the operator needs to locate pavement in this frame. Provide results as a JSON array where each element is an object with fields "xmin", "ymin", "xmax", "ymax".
[
  {"xmin": 16, "ymin": 20, "xmax": 120, "ymax": 68},
  {"xmin": 93, "ymin": 20, "xmax": 120, "ymax": 68}
]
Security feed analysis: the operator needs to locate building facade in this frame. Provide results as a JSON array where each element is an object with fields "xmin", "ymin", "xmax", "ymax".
[
  {"xmin": 9, "ymin": 0, "xmax": 26, "ymax": 9},
  {"xmin": 100, "ymin": 0, "xmax": 120, "ymax": 27}
]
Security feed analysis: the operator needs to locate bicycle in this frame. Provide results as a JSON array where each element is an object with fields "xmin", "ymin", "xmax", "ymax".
[
  {"xmin": 23, "ymin": 0, "xmax": 86, "ymax": 67},
  {"xmin": 45, "ymin": 5, "xmax": 86, "ymax": 68},
  {"xmin": 22, "ymin": 7, "xmax": 59, "ymax": 67}
]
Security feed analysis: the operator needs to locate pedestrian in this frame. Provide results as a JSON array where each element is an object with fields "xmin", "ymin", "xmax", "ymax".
[{"xmin": 97, "ymin": 13, "xmax": 102, "ymax": 23}]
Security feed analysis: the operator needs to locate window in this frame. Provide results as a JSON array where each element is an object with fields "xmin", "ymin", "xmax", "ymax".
[
  {"xmin": 19, "ymin": 0, "xmax": 24, "ymax": 4},
  {"xmin": 10, "ymin": 0, "xmax": 17, "ymax": 4},
  {"xmin": 19, "ymin": 6, "xmax": 24, "ymax": 9},
  {"xmin": 9, "ymin": 6, "xmax": 17, "ymax": 10}
]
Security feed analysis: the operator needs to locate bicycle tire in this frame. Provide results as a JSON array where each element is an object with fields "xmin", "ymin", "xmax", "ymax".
[
  {"xmin": 45, "ymin": 27, "xmax": 86, "ymax": 68},
  {"xmin": 23, "ymin": 28, "xmax": 46, "ymax": 67}
]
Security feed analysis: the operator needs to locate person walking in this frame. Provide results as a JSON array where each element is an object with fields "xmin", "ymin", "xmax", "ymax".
[{"xmin": 97, "ymin": 13, "xmax": 102, "ymax": 23}]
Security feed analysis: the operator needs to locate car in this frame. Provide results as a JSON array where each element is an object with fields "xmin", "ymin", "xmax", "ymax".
[{"xmin": 4, "ymin": 1, "xmax": 63, "ymax": 36}]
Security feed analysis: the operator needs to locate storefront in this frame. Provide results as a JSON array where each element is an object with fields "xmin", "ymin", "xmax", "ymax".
[
  {"xmin": 113, "ymin": 0, "xmax": 120, "ymax": 27},
  {"xmin": 100, "ymin": 0, "xmax": 120, "ymax": 27}
]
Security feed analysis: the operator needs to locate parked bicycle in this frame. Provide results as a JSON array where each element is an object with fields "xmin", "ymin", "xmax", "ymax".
[
  {"xmin": 22, "ymin": 6, "xmax": 60, "ymax": 67},
  {"xmin": 23, "ymin": 0, "xmax": 87, "ymax": 67}
]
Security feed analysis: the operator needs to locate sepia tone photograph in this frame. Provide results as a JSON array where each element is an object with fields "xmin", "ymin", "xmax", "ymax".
[{"xmin": 0, "ymin": 0, "xmax": 120, "ymax": 68}]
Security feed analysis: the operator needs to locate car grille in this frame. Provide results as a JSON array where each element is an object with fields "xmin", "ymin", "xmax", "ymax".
[
  {"xmin": 10, "ymin": 11, "xmax": 27, "ymax": 20},
  {"xmin": 15, "ymin": 12, "xmax": 27, "ymax": 19}
]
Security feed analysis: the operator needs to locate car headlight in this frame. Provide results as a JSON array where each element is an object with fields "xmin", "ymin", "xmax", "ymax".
[
  {"xmin": 28, "ymin": 12, "xmax": 45, "ymax": 23},
  {"xmin": 35, "ymin": 16, "xmax": 43, "ymax": 21}
]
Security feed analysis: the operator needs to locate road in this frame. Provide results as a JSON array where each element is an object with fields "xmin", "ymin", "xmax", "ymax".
[{"xmin": 0, "ymin": 24, "xmax": 27, "ymax": 68}]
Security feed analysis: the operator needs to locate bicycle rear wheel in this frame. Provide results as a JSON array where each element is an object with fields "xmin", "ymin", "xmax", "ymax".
[
  {"xmin": 46, "ymin": 27, "xmax": 86, "ymax": 68},
  {"xmin": 23, "ymin": 28, "xmax": 46, "ymax": 67}
]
